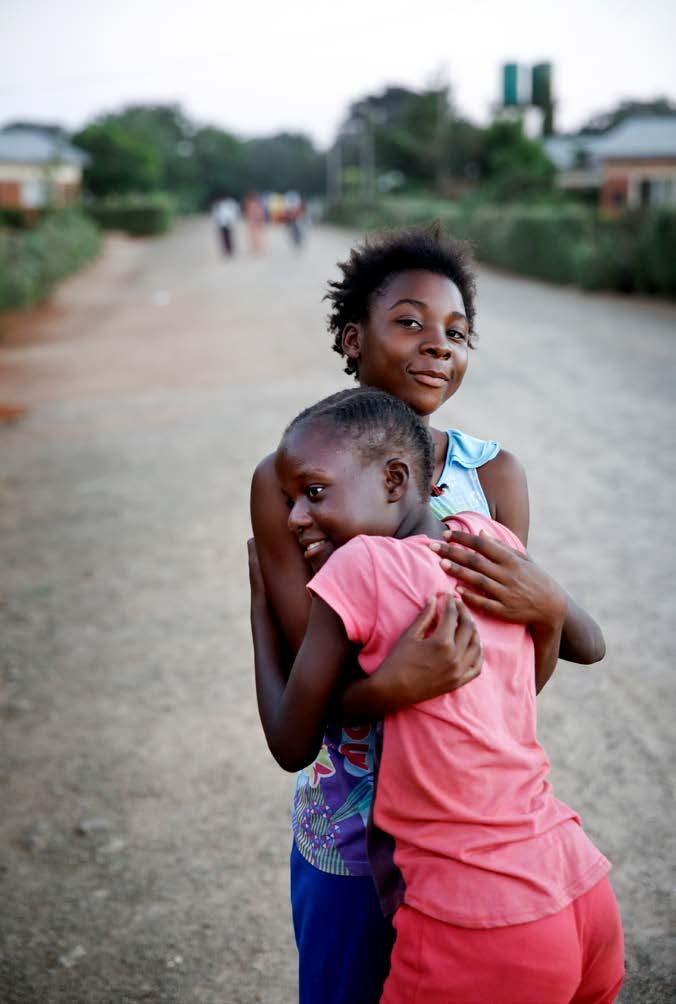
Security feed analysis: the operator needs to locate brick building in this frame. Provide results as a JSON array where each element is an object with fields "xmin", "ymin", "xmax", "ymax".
[
  {"xmin": 544, "ymin": 116, "xmax": 676, "ymax": 214},
  {"xmin": 0, "ymin": 127, "xmax": 88, "ymax": 210}
]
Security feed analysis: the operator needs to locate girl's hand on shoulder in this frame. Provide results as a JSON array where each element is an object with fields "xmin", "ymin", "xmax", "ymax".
[
  {"xmin": 429, "ymin": 530, "xmax": 566, "ymax": 630},
  {"xmin": 375, "ymin": 593, "xmax": 483, "ymax": 710}
]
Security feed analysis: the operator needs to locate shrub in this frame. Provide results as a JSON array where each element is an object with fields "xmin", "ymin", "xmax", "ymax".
[
  {"xmin": 469, "ymin": 204, "xmax": 591, "ymax": 284},
  {"xmin": 325, "ymin": 197, "xmax": 675, "ymax": 297},
  {"xmin": 87, "ymin": 192, "xmax": 176, "ymax": 235},
  {"xmin": 637, "ymin": 209, "xmax": 676, "ymax": 295},
  {"xmin": 0, "ymin": 210, "xmax": 101, "ymax": 313}
]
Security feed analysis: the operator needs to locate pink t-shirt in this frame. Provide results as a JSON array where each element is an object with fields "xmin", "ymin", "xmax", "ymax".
[{"xmin": 308, "ymin": 512, "xmax": 610, "ymax": 928}]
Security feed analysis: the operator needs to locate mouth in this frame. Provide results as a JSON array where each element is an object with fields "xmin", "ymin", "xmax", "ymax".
[
  {"xmin": 300, "ymin": 538, "xmax": 329, "ymax": 561},
  {"xmin": 408, "ymin": 369, "xmax": 449, "ymax": 389}
]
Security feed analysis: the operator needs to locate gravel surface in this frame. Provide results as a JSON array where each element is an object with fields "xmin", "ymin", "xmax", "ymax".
[{"xmin": 1, "ymin": 218, "xmax": 674, "ymax": 1003}]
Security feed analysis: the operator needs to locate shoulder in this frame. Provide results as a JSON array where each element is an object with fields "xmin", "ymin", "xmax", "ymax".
[
  {"xmin": 250, "ymin": 450, "xmax": 294, "ymax": 559},
  {"xmin": 251, "ymin": 451, "xmax": 284, "ymax": 518},
  {"xmin": 446, "ymin": 511, "xmax": 526, "ymax": 554},
  {"xmin": 445, "ymin": 428, "xmax": 500, "ymax": 469},
  {"xmin": 251, "ymin": 450, "xmax": 277, "ymax": 490},
  {"xmin": 475, "ymin": 449, "xmax": 529, "ymax": 545},
  {"xmin": 479, "ymin": 448, "xmax": 526, "ymax": 488}
]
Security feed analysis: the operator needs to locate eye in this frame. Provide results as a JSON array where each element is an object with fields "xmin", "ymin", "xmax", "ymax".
[
  {"xmin": 305, "ymin": 485, "xmax": 325, "ymax": 501},
  {"xmin": 446, "ymin": 328, "xmax": 467, "ymax": 342},
  {"xmin": 396, "ymin": 317, "xmax": 422, "ymax": 331}
]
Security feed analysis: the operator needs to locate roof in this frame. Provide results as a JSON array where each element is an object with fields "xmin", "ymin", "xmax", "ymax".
[
  {"xmin": 596, "ymin": 116, "xmax": 676, "ymax": 159},
  {"xmin": 544, "ymin": 116, "xmax": 676, "ymax": 170},
  {"xmin": 0, "ymin": 127, "xmax": 88, "ymax": 166}
]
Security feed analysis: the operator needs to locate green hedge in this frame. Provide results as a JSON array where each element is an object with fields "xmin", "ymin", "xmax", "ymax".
[
  {"xmin": 87, "ymin": 192, "xmax": 176, "ymax": 235},
  {"xmin": 0, "ymin": 210, "xmax": 101, "ymax": 312},
  {"xmin": 324, "ymin": 197, "xmax": 676, "ymax": 296}
]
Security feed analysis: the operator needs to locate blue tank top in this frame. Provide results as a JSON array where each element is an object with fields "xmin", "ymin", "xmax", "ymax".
[{"xmin": 291, "ymin": 429, "xmax": 501, "ymax": 875}]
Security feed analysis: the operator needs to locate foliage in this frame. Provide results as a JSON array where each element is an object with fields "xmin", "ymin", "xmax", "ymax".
[
  {"xmin": 0, "ymin": 208, "xmax": 34, "ymax": 229},
  {"xmin": 239, "ymin": 133, "xmax": 325, "ymax": 198},
  {"xmin": 575, "ymin": 210, "xmax": 676, "ymax": 294},
  {"xmin": 579, "ymin": 98, "xmax": 676, "ymax": 135},
  {"xmin": 191, "ymin": 126, "xmax": 245, "ymax": 207},
  {"xmin": 0, "ymin": 210, "xmax": 100, "ymax": 312},
  {"xmin": 338, "ymin": 84, "xmax": 467, "ymax": 192},
  {"xmin": 86, "ymin": 193, "xmax": 177, "ymax": 235},
  {"xmin": 74, "ymin": 121, "xmax": 162, "ymax": 196},
  {"xmin": 324, "ymin": 197, "xmax": 676, "ymax": 296},
  {"xmin": 479, "ymin": 119, "xmax": 556, "ymax": 201},
  {"xmin": 72, "ymin": 104, "xmax": 325, "ymax": 208}
]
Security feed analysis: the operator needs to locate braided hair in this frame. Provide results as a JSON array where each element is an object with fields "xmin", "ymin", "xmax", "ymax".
[
  {"xmin": 284, "ymin": 387, "xmax": 434, "ymax": 497},
  {"xmin": 325, "ymin": 221, "xmax": 478, "ymax": 377}
]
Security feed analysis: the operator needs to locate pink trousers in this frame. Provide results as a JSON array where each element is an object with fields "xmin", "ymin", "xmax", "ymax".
[{"xmin": 380, "ymin": 877, "xmax": 624, "ymax": 1004}]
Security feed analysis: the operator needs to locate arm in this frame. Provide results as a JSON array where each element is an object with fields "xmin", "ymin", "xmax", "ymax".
[
  {"xmin": 249, "ymin": 538, "xmax": 351, "ymax": 770},
  {"xmin": 472, "ymin": 451, "xmax": 605, "ymax": 665},
  {"xmin": 336, "ymin": 594, "xmax": 483, "ymax": 720},
  {"xmin": 532, "ymin": 619, "xmax": 564, "ymax": 695},
  {"xmin": 250, "ymin": 453, "xmax": 311, "ymax": 656}
]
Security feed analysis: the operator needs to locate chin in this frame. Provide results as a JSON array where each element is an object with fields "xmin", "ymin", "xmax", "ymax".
[
  {"xmin": 404, "ymin": 391, "xmax": 444, "ymax": 418},
  {"xmin": 308, "ymin": 548, "xmax": 334, "ymax": 573}
]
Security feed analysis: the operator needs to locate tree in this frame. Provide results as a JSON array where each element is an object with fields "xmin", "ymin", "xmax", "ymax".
[
  {"xmin": 73, "ymin": 104, "xmax": 324, "ymax": 207},
  {"xmin": 73, "ymin": 121, "xmax": 161, "ymax": 196},
  {"xmin": 336, "ymin": 83, "xmax": 481, "ymax": 194},
  {"xmin": 340, "ymin": 85, "xmax": 450, "ymax": 188},
  {"xmin": 192, "ymin": 126, "xmax": 245, "ymax": 205},
  {"xmin": 479, "ymin": 119, "xmax": 555, "ymax": 201},
  {"xmin": 239, "ymin": 133, "xmax": 325, "ymax": 195},
  {"xmin": 580, "ymin": 98, "xmax": 676, "ymax": 135}
]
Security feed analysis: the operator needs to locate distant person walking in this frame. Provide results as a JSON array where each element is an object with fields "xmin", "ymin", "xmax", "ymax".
[
  {"xmin": 212, "ymin": 196, "xmax": 239, "ymax": 257},
  {"xmin": 243, "ymin": 192, "xmax": 266, "ymax": 255},
  {"xmin": 284, "ymin": 190, "xmax": 305, "ymax": 249}
]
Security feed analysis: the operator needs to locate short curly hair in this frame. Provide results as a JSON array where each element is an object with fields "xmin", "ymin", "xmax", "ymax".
[{"xmin": 325, "ymin": 221, "xmax": 478, "ymax": 377}]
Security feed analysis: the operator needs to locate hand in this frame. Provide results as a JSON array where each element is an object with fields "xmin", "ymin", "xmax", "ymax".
[
  {"xmin": 429, "ymin": 530, "xmax": 566, "ymax": 629},
  {"xmin": 373, "ymin": 593, "xmax": 483, "ymax": 709}
]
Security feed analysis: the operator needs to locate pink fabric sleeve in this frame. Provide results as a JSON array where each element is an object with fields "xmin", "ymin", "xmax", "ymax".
[
  {"xmin": 446, "ymin": 511, "xmax": 526, "ymax": 555},
  {"xmin": 307, "ymin": 536, "xmax": 377, "ymax": 646}
]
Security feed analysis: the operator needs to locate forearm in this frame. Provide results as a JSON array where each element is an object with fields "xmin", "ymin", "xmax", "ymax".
[
  {"xmin": 532, "ymin": 620, "xmax": 563, "ymax": 694},
  {"xmin": 334, "ymin": 672, "xmax": 398, "ymax": 723},
  {"xmin": 250, "ymin": 598, "xmax": 325, "ymax": 770},
  {"xmin": 250, "ymin": 597, "xmax": 293, "ymax": 761},
  {"xmin": 558, "ymin": 593, "xmax": 606, "ymax": 664}
]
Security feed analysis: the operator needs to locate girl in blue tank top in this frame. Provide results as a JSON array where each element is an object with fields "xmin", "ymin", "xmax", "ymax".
[{"xmin": 250, "ymin": 223, "xmax": 606, "ymax": 1004}]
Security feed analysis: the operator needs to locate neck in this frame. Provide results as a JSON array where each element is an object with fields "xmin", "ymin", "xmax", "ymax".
[
  {"xmin": 394, "ymin": 502, "xmax": 444, "ymax": 542},
  {"xmin": 419, "ymin": 416, "xmax": 447, "ymax": 470}
]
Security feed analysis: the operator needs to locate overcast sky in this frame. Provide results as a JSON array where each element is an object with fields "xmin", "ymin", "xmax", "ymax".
[{"xmin": 2, "ymin": 0, "xmax": 675, "ymax": 146}]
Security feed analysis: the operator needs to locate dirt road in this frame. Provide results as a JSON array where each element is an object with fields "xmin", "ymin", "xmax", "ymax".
[{"xmin": 1, "ymin": 218, "xmax": 674, "ymax": 1003}]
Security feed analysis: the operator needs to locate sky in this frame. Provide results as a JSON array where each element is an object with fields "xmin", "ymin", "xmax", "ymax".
[{"xmin": 2, "ymin": 0, "xmax": 675, "ymax": 147}]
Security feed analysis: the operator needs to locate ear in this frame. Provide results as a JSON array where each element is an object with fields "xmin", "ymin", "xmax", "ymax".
[
  {"xmin": 341, "ymin": 322, "xmax": 362, "ymax": 362},
  {"xmin": 384, "ymin": 459, "xmax": 410, "ymax": 503}
]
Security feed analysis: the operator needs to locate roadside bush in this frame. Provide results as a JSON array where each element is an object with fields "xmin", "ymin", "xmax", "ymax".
[
  {"xmin": 0, "ymin": 210, "xmax": 101, "ymax": 312},
  {"xmin": 325, "ymin": 197, "xmax": 675, "ymax": 296},
  {"xmin": 637, "ymin": 209, "xmax": 676, "ymax": 295},
  {"xmin": 0, "ymin": 208, "xmax": 34, "ymax": 230},
  {"xmin": 468, "ymin": 205, "xmax": 591, "ymax": 284},
  {"xmin": 87, "ymin": 192, "xmax": 176, "ymax": 235}
]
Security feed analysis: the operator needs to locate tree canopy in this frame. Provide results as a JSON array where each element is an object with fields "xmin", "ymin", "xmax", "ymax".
[{"xmin": 73, "ymin": 104, "xmax": 325, "ymax": 207}]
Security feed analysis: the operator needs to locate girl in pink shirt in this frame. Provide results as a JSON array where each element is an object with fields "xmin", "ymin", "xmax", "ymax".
[
  {"xmin": 251, "ymin": 223, "xmax": 607, "ymax": 1003},
  {"xmin": 253, "ymin": 386, "xmax": 624, "ymax": 1004}
]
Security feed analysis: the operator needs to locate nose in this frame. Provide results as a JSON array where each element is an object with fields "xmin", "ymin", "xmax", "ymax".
[
  {"xmin": 288, "ymin": 497, "xmax": 313, "ymax": 535},
  {"xmin": 420, "ymin": 327, "xmax": 452, "ymax": 360}
]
